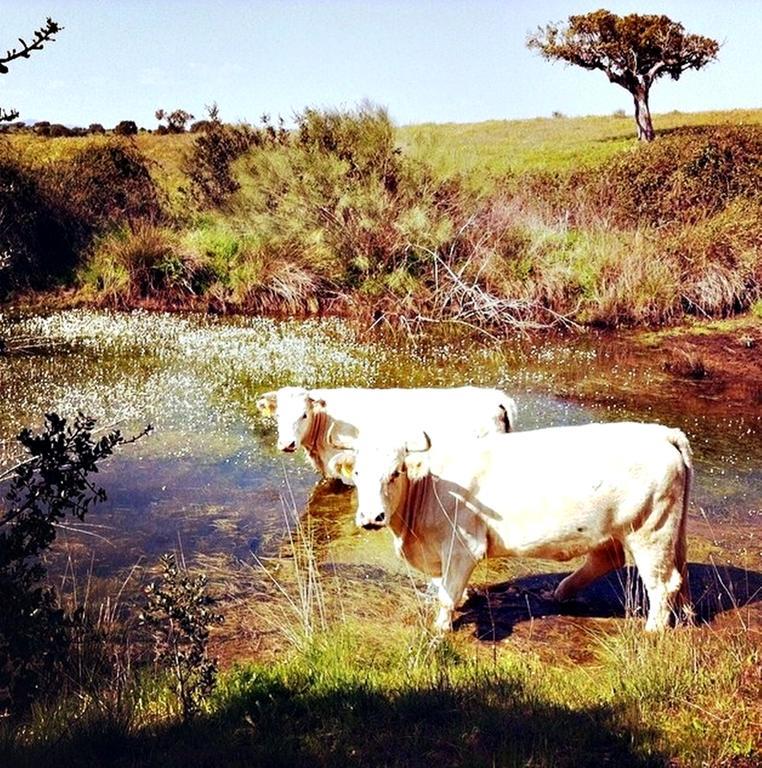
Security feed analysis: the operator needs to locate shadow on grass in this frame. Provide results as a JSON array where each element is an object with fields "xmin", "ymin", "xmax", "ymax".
[
  {"xmin": 456, "ymin": 563, "xmax": 762, "ymax": 642},
  {"xmin": 5, "ymin": 674, "xmax": 667, "ymax": 768},
  {"xmin": 592, "ymin": 123, "xmax": 733, "ymax": 144}
]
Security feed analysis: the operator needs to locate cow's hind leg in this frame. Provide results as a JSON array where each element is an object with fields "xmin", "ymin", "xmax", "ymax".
[
  {"xmin": 627, "ymin": 538, "xmax": 683, "ymax": 632},
  {"xmin": 554, "ymin": 539, "xmax": 625, "ymax": 602}
]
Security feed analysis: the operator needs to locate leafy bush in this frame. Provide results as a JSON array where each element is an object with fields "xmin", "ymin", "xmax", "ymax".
[
  {"xmin": 113, "ymin": 120, "xmax": 138, "ymax": 136},
  {"xmin": 0, "ymin": 145, "xmax": 76, "ymax": 293},
  {"xmin": 183, "ymin": 108, "xmax": 258, "ymax": 209},
  {"xmin": 141, "ymin": 553, "xmax": 223, "ymax": 721},
  {"xmin": 48, "ymin": 123, "xmax": 71, "ymax": 137},
  {"xmin": 0, "ymin": 414, "xmax": 146, "ymax": 710},
  {"xmin": 47, "ymin": 141, "xmax": 163, "ymax": 234},
  {"xmin": 295, "ymin": 102, "xmax": 401, "ymax": 185},
  {"xmin": 80, "ymin": 224, "xmax": 196, "ymax": 303},
  {"xmin": 230, "ymin": 104, "xmax": 457, "ymax": 294},
  {"xmin": 591, "ymin": 125, "xmax": 762, "ymax": 227}
]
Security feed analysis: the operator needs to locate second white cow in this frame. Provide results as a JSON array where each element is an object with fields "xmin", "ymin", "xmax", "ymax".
[{"xmin": 256, "ymin": 386, "xmax": 517, "ymax": 484}]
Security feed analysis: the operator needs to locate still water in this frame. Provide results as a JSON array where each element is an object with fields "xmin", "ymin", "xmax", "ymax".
[{"xmin": 0, "ymin": 310, "xmax": 759, "ymax": 580}]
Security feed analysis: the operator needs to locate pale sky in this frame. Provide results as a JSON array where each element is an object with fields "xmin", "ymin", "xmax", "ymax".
[{"xmin": 1, "ymin": 1, "xmax": 759, "ymax": 128}]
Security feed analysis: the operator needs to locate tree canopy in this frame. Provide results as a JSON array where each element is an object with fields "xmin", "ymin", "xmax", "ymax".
[{"xmin": 527, "ymin": 10, "xmax": 719, "ymax": 140}]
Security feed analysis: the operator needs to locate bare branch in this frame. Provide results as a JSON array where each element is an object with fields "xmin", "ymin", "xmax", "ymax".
[
  {"xmin": 0, "ymin": 17, "xmax": 63, "ymax": 122},
  {"xmin": 0, "ymin": 17, "xmax": 62, "ymax": 72}
]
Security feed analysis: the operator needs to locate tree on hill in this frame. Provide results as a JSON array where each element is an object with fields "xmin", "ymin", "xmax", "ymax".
[
  {"xmin": 527, "ymin": 10, "xmax": 719, "ymax": 141},
  {"xmin": 114, "ymin": 119, "xmax": 138, "ymax": 136},
  {"xmin": 155, "ymin": 108, "xmax": 194, "ymax": 134},
  {"xmin": 0, "ymin": 17, "xmax": 62, "ymax": 122}
]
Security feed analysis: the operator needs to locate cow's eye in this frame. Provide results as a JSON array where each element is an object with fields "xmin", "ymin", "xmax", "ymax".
[
  {"xmin": 301, "ymin": 413, "xmax": 307, "ymax": 419},
  {"xmin": 390, "ymin": 470, "xmax": 400, "ymax": 480}
]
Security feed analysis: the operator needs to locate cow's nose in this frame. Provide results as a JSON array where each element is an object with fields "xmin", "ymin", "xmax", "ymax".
[
  {"xmin": 281, "ymin": 441, "xmax": 296, "ymax": 453},
  {"xmin": 374, "ymin": 512, "xmax": 385, "ymax": 524}
]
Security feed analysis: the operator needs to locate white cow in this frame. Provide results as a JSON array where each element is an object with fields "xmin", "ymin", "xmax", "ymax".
[
  {"xmin": 331, "ymin": 422, "xmax": 693, "ymax": 633},
  {"xmin": 256, "ymin": 386, "xmax": 517, "ymax": 484}
]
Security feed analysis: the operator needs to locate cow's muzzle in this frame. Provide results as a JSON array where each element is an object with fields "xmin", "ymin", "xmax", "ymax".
[
  {"xmin": 280, "ymin": 441, "xmax": 297, "ymax": 453},
  {"xmin": 359, "ymin": 512, "xmax": 386, "ymax": 530}
]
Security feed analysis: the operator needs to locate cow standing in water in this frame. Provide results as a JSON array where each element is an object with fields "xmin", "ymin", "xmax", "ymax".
[
  {"xmin": 256, "ymin": 386, "xmax": 517, "ymax": 485},
  {"xmin": 331, "ymin": 422, "xmax": 693, "ymax": 633}
]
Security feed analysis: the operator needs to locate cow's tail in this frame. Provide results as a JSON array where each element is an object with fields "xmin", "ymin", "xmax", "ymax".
[
  {"xmin": 668, "ymin": 428, "xmax": 694, "ymax": 625},
  {"xmin": 497, "ymin": 393, "xmax": 518, "ymax": 433}
]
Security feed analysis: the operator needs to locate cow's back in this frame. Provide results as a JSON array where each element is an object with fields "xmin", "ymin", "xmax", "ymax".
[
  {"xmin": 311, "ymin": 386, "xmax": 515, "ymax": 441},
  {"xmin": 430, "ymin": 422, "xmax": 689, "ymax": 558}
]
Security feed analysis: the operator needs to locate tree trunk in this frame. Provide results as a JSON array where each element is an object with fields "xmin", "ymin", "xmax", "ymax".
[{"xmin": 632, "ymin": 86, "xmax": 655, "ymax": 142}]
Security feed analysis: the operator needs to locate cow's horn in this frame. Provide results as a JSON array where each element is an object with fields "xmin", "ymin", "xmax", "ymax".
[{"xmin": 405, "ymin": 431, "xmax": 431, "ymax": 453}]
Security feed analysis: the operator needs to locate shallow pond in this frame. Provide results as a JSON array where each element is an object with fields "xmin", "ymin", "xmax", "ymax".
[{"xmin": 0, "ymin": 309, "xmax": 760, "ymax": 585}]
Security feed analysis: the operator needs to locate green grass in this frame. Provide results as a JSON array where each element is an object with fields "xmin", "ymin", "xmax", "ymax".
[
  {"xmin": 4, "ymin": 619, "xmax": 758, "ymax": 768},
  {"xmin": 12, "ymin": 108, "xmax": 762, "ymax": 197},
  {"xmin": 397, "ymin": 108, "xmax": 762, "ymax": 186},
  {"xmin": 3, "ymin": 506, "xmax": 760, "ymax": 768}
]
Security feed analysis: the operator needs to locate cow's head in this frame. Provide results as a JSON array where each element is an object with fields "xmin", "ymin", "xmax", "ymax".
[
  {"xmin": 334, "ymin": 431, "xmax": 431, "ymax": 530},
  {"xmin": 258, "ymin": 387, "xmax": 326, "ymax": 452}
]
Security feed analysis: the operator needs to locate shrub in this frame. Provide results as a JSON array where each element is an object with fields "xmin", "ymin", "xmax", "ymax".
[
  {"xmin": 594, "ymin": 125, "xmax": 762, "ymax": 227},
  {"xmin": 113, "ymin": 120, "xmax": 138, "ymax": 136},
  {"xmin": 88, "ymin": 123, "xmax": 105, "ymax": 134},
  {"xmin": 183, "ymin": 109, "xmax": 257, "ymax": 208},
  {"xmin": 46, "ymin": 141, "xmax": 164, "ymax": 238},
  {"xmin": 229, "ymin": 103, "xmax": 449, "ymax": 294},
  {"xmin": 189, "ymin": 120, "xmax": 212, "ymax": 133},
  {"xmin": 48, "ymin": 123, "xmax": 71, "ymax": 137},
  {"xmin": 295, "ymin": 102, "xmax": 400, "ymax": 185},
  {"xmin": 0, "ymin": 414, "xmax": 143, "ymax": 710},
  {"xmin": 141, "ymin": 552, "xmax": 223, "ymax": 722},
  {"xmin": 0, "ymin": 146, "xmax": 76, "ymax": 292},
  {"xmin": 81, "ymin": 224, "xmax": 194, "ymax": 302}
]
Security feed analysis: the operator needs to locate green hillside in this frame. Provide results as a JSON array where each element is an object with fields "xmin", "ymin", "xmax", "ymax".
[
  {"xmin": 2, "ymin": 106, "xmax": 761, "ymax": 329},
  {"xmin": 398, "ymin": 108, "xmax": 762, "ymax": 182}
]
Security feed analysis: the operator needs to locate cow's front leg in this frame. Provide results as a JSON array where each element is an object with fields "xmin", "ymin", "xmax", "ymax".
[{"xmin": 434, "ymin": 548, "xmax": 479, "ymax": 632}]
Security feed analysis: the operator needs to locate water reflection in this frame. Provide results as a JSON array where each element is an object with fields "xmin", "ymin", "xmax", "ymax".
[{"xmin": 0, "ymin": 310, "xmax": 759, "ymax": 584}]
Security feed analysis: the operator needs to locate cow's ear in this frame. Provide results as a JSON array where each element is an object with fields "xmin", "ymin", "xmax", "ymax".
[
  {"xmin": 310, "ymin": 397, "xmax": 327, "ymax": 413},
  {"xmin": 404, "ymin": 454, "xmax": 429, "ymax": 482},
  {"xmin": 329, "ymin": 451, "xmax": 355, "ymax": 480},
  {"xmin": 256, "ymin": 392, "xmax": 277, "ymax": 416}
]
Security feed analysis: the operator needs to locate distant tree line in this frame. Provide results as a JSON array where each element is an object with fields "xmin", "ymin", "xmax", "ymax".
[{"xmin": 0, "ymin": 113, "xmax": 215, "ymax": 136}]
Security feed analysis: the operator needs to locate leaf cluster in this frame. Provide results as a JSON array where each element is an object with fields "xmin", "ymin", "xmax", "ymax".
[
  {"xmin": 141, "ymin": 553, "xmax": 224, "ymax": 721},
  {"xmin": 0, "ymin": 413, "xmax": 148, "ymax": 710},
  {"xmin": 527, "ymin": 10, "xmax": 719, "ymax": 88}
]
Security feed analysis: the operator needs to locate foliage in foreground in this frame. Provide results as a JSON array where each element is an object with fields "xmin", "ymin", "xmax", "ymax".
[
  {"xmin": 2, "ymin": 619, "xmax": 758, "ymax": 768},
  {"xmin": 141, "ymin": 553, "xmax": 224, "ymax": 722},
  {"xmin": 0, "ymin": 414, "xmax": 148, "ymax": 709}
]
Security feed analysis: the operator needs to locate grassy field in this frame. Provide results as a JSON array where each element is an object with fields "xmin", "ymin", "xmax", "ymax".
[
  {"xmin": 12, "ymin": 107, "xmax": 762, "ymax": 186},
  {"xmin": 396, "ymin": 108, "xmax": 762, "ymax": 182}
]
